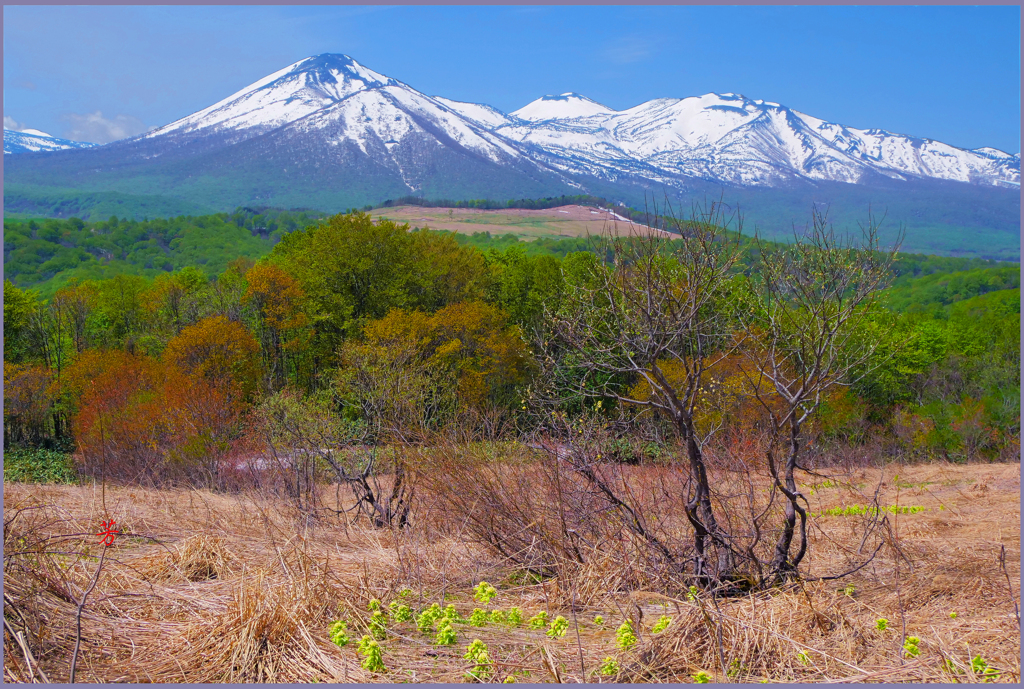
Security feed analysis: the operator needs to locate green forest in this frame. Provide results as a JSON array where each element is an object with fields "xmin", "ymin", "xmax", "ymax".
[{"xmin": 4, "ymin": 206, "xmax": 1019, "ymax": 480}]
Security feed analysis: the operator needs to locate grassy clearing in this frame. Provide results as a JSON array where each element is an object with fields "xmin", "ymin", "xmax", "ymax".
[{"xmin": 2, "ymin": 460, "xmax": 1019, "ymax": 683}]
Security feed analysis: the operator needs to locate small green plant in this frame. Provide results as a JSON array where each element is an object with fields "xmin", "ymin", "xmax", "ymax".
[
  {"xmin": 417, "ymin": 603, "xmax": 443, "ymax": 633},
  {"xmin": 797, "ymin": 650, "xmax": 810, "ymax": 665},
  {"xmin": 470, "ymin": 608, "xmax": 488, "ymax": 626},
  {"xmin": 843, "ymin": 584, "xmax": 855, "ymax": 597},
  {"xmin": 651, "ymin": 615, "xmax": 671, "ymax": 634},
  {"xmin": 902, "ymin": 636, "xmax": 921, "ymax": 658},
  {"xmin": 328, "ymin": 620, "xmax": 349, "ymax": 647},
  {"xmin": 464, "ymin": 639, "xmax": 492, "ymax": 680},
  {"xmin": 727, "ymin": 659, "xmax": 744, "ymax": 678},
  {"xmin": 942, "ymin": 658, "xmax": 961, "ymax": 676},
  {"xmin": 692, "ymin": 670, "xmax": 711, "ymax": 683},
  {"xmin": 598, "ymin": 656, "xmax": 620, "ymax": 677},
  {"xmin": 503, "ymin": 676, "xmax": 516, "ymax": 683},
  {"xmin": 490, "ymin": 609, "xmax": 507, "ymax": 625},
  {"xmin": 817, "ymin": 504, "xmax": 926, "ymax": 518},
  {"xmin": 507, "ymin": 607, "xmax": 523, "ymax": 627},
  {"xmin": 389, "ymin": 601, "xmax": 412, "ymax": 623},
  {"xmin": 357, "ymin": 635, "xmax": 386, "ymax": 673},
  {"xmin": 435, "ymin": 616, "xmax": 458, "ymax": 646},
  {"xmin": 615, "ymin": 621, "xmax": 637, "ymax": 650},
  {"xmin": 527, "ymin": 611, "xmax": 548, "ymax": 629},
  {"xmin": 546, "ymin": 615, "xmax": 569, "ymax": 638},
  {"xmin": 593, "ymin": 615, "xmax": 605, "ymax": 626},
  {"xmin": 474, "ymin": 581, "xmax": 498, "ymax": 604},
  {"xmin": 368, "ymin": 598, "xmax": 382, "ymax": 612},
  {"xmin": 369, "ymin": 610, "xmax": 388, "ymax": 640},
  {"xmin": 875, "ymin": 618, "xmax": 889, "ymax": 631},
  {"xmin": 949, "ymin": 612, "xmax": 957, "ymax": 619},
  {"xmin": 971, "ymin": 655, "xmax": 999, "ymax": 681},
  {"xmin": 687, "ymin": 585, "xmax": 699, "ymax": 602}
]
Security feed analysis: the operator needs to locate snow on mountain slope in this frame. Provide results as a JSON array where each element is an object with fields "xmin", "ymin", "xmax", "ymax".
[
  {"xmin": 483, "ymin": 92, "xmax": 1019, "ymax": 188},
  {"xmin": 432, "ymin": 97, "xmax": 514, "ymax": 130},
  {"xmin": 145, "ymin": 54, "xmax": 400, "ymax": 142},
  {"xmin": 4, "ymin": 127, "xmax": 97, "ymax": 154},
  {"xmin": 16, "ymin": 54, "xmax": 1016, "ymax": 193},
  {"xmin": 512, "ymin": 93, "xmax": 615, "ymax": 121}
]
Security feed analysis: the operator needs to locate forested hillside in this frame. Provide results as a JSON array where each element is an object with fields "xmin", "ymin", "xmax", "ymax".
[{"xmin": 4, "ymin": 209, "xmax": 1019, "ymax": 470}]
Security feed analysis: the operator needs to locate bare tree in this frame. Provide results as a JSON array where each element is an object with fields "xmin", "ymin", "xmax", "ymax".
[
  {"xmin": 739, "ymin": 207, "xmax": 900, "ymax": 583},
  {"xmin": 542, "ymin": 199, "xmax": 744, "ymax": 585}
]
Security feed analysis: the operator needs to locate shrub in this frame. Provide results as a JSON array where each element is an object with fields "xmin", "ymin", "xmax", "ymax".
[{"xmin": 2, "ymin": 446, "xmax": 77, "ymax": 484}]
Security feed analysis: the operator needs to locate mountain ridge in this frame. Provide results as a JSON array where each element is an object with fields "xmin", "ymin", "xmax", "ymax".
[{"xmin": 3, "ymin": 53, "xmax": 1018, "ymax": 257}]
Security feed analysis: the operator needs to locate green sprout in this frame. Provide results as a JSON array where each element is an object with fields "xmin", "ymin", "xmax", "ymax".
[
  {"xmin": 443, "ymin": 604, "xmax": 463, "ymax": 623},
  {"xmin": 692, "ymin": 670, "xmax": 712, "ymax": 683},
  {"xmin": 490, "ymin": 609, "xmax": 507, "ymax": 625},
  {"xmin": 357, "ymin": 635, "xmax": 385, "ymax": 673},
  {"xmin": 368, "ymin": 598, "xmax": 382, "ymax": 612},
  {"xmin": 971, "ymin": 655, "xmax": 999, "ymax": 681},
  {"xmin": 417, "ymin": 603, "xmax": 443, "ymax": 633},
  {"xmin": 843, "ymin": 584, "xmax": 855, "ymax": 597},
  {"xmin": 615, "ymin": 621, "xmax": 637, "ymax": 651},
  {"xmin": 507, "ymin": 607, "xmax": 523, "ymax": 627},
  {"xmin": 503, "ymin": 676, "xmax": 516, "ymax": 683},
  {"xmin": 546, "ymin": 615, "xmax": 569, "ymax": 638},
  {"xmin": 527, "ymin": 611, "xmax": 548, "ymax": 629},
  {"xmin": 902, "ymin": 636, "xmax": 920, "ymax": 658},
  {"xmin": 593, "ymin": 615, "xmax": 605, "ymax": 627},
  {"xmin": 875, "ymin": 618, "xmax": 889, "ymax": 631},
  {"xmin": 464, "ymin": 639, "xmax": 492, "ymax": 680},
  {"xmin": 470, "ymin": 608, "xmax": 489, "ymax": 626},
  {"xmin": 797, "ymin": 650, "xmax": 810, "ymax": 665},
  {"xmin": 369, "ymin": 610, "xmax": 388, "ymax": 640},
  {"xmin": 651, "ymin": 615, "xmax": 672, "ymax": 634},
  {"xmin": 687, "ymin": 585, "xmax": 700, "ymax": 602},
  {"xmin": 474, "ymin": 581, "xmax": 498, "ymax": 604},
  {"xmin": 949, "ymin": 612, "xmax": 957, "ymax": 619},
  {"xmin": 598, "ymin": 656, "xmax": 620, "ymax": 677},
  {"xmin": 328, "ymin": 620, "xmax": 349, "ymax": 647},
  {"xmin": 434, "ymin": 616, "xmax": 458, "ymax": 646},
  {"xmin": 389, "ymin": 601, "xmax": 412, "ymax": 623}
]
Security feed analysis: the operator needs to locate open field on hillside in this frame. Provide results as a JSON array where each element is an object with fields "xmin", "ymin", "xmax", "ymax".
[
  {"xmin": 372, "ymin": 205, "xmax": 667, "ymax": 239},
  {"xmin": 3, "ymin": 459, "xmax": 1019, "ymax": 683}
]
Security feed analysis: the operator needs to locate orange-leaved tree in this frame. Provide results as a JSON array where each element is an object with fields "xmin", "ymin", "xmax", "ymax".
[
  {"xmin": 242, "ymin": 263, "xmax": 310, "ymax": 391},
  {"xmin": 162, "ymin": 315, "xmax": 261, "ymax": 399}
]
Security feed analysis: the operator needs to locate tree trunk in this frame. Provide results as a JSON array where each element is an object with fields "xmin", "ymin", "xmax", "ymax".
[
  {"xmin": 769, "ymin": 419, "xmax": 808, "ymax": 582},
  {"xmin": 681, "ymin": 417, "xmax": 735, "ymax": 585}
]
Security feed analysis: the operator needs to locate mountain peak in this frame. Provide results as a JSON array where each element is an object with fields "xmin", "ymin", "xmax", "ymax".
[{"xmin": 512, "ymin": 92, "xmax": 615, "ymax": 121}]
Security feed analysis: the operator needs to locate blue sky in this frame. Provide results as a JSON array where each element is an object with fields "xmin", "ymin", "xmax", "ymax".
[{"xmin": 3, "ymin": 5, "xmax": 1020, "ymax": 151}]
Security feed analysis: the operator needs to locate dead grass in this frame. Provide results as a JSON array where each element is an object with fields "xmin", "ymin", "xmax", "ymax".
[{"xmin": 3, "ymin": 460, "xmax": 1019, "ymax": 683}]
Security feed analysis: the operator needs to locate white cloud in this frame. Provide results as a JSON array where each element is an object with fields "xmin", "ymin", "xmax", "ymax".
[
  {"xmin": 4, "ymin": 115, "xmax": 27, "ymax": 131},
  {"xmin": 61, "ymin": 110, "xmax": 150, "ymax": 143}
]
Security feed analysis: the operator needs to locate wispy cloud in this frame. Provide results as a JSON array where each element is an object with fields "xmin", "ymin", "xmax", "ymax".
[
  {"xmin": 61, "ymin": 111, "xmax": 151, "ymax": 143},
  {"xmin": 4, "ymin": 115, "xmax": 28, "ymax": 131},
  {"xmin": 603, "ymin": 34, "xmax": 657, "ymax": 66}
]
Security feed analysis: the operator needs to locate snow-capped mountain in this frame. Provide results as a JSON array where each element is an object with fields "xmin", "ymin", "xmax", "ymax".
[
  {"xmin": 118, "ymin": 54, "xmax": 1019, "ymax": 191},
  {"xmin": 129, "ymin": 54, "xmax": 571, "ymax": 194},
  {"xmin": 3, "ymin": 53, "xmax": 1018, "ymax": 250},
  {"xmin": 474, "ymin": 92, "xmax": 1020, "ymax": 189},
  {"xmin": 4, "ymin": 127, "xmax": 97, "ymax": 154}
]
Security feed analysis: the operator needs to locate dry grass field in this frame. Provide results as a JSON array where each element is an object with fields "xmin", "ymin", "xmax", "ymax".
[
  {"xmin": 370, "ymin": 205, "xmax": 666, "ymax": 240},
  {"xmin": 3, "ymin": 460, "xmax": 1019, "ymax": 683}
]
